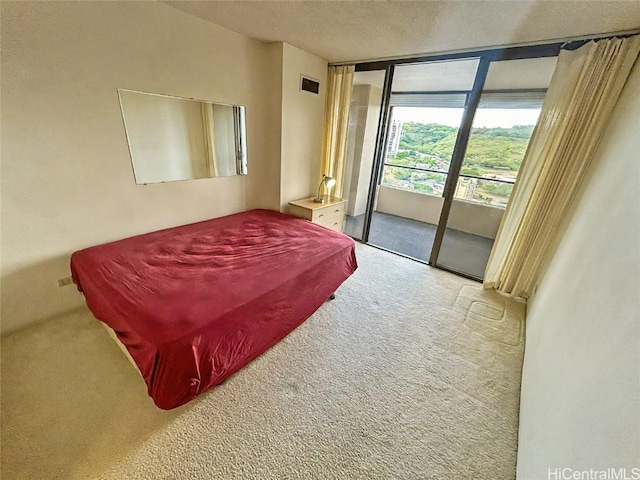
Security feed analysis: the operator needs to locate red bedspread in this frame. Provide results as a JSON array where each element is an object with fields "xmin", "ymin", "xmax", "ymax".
[{"xmin": 71, "ymin": 209, "xmax": 357, "ymax": 409}]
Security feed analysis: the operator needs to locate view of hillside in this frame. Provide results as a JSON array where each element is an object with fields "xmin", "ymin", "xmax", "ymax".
[{"xmin": 383, "ymin": 122, "xmax": 535, "ymax": 206}]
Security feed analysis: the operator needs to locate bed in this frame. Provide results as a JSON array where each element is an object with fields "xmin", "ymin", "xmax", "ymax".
[{"xmin": 71, "ymin": 209, "xmax": 357, "ymax": 409}]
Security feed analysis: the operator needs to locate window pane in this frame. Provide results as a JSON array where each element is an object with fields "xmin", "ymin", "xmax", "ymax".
[
  {"xmin": 342, "ymin": 69, "xmax": 386, "ymax": 240},
  {"xmin": 436, "ymin": 56, "xmax": 556, "ymax": 280},
  {"xmin": 454, "ymin": 177, "xmax": 514, "ymax": 207},
  {"xmin": 454, "ymin": 106, "xmax": 541, "ymax": 207},
  {"xmin": 380, "ymin": 59, "xmax": 478, "ymax": 199},
  {"xmin": 382, "ymin": 165, "xmax": 447, "ymax": 196},
  {"xmin": 383, "ymin": 106, "xmax": 464, "ymax": 193}
]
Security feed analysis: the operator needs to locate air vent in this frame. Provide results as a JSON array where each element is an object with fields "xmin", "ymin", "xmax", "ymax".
[{"xmin": 300, "ymin": 76, "xmax": 320, "ymax": 94}]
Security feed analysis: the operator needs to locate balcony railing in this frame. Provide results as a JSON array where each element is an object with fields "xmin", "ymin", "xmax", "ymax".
[{"xmin": 383, "ymin": 162, "xmax": 516, "ymax": 208}]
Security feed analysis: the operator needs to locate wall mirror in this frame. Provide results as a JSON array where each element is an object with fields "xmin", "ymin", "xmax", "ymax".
[{"xmin": 118, "ymin": 89, "xmax": 247, "ymax": 185}]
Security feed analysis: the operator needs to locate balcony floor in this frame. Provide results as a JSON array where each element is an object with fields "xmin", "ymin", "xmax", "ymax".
[{"xmin": 346, "ymin": 211, "xmax": 494, "ymax": 279}]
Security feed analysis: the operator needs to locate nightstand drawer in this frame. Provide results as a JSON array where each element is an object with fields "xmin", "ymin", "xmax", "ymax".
[
  {"xmin": 288, "ymin": 196, "xmax": 348, "ymax": 234},
  {"xmin": 316, "ymin": 214, "xmax": 345, "ymax": 233},
  {"xmin": 311, "ymin": 202, "xmax": 345, "ymax": 222}
]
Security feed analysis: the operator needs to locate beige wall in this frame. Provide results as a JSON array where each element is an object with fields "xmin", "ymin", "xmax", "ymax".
[
  {"xmin": 279, "ymin": 43, "xmax": 328, "ymax": 212},
  {"xmin": 0, "ymin": 2, "xmax": 280, "ymax": 333},
  {"xmin": 516, "ymin": 62, "xmax": 640, "ymax": 477},
  {"xmin": 246, "ymin": 43, "xmax": 284, "ymax": 212},
  {"xmin": 376, "ymin": 185, "xmax": 504, "ymax": 239}
]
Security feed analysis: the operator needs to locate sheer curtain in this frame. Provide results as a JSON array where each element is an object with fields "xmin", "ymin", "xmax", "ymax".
[
  {"xmin": 319, "ymin": 65, "xmax": 355, "ymax": 198},
  {"xmin": 484, "ymin": 36, "xmax": 640, "ymax": 298}
]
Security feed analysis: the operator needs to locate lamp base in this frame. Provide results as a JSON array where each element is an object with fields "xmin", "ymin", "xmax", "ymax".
[{"xmin": 313, "ymin": 197, "xmax": 326, "ymax": 203}]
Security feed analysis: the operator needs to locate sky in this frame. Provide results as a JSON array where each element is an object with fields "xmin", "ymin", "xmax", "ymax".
[{"xmin": 393, "ymin": 107, "xmax": 541, "ymax": 128}]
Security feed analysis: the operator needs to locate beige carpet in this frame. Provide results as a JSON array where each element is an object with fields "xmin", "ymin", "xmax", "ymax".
[{"xmin": 1, "ymin": 244, "xmax": 525, "ymax": 479}]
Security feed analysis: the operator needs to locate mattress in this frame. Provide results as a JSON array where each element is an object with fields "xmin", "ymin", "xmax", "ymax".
[{"xmin": 71, "ymin": 209, "xmax": 357, "ymax": 409}]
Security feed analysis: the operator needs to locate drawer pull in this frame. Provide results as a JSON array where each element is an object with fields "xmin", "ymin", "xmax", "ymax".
[
  {"xmin": 319, "ymin": 213, "xmax": 324, "ymax": 217},
  {"xmin": 335, "ymin": 209, "xmax": 340, "ymax": 212}
]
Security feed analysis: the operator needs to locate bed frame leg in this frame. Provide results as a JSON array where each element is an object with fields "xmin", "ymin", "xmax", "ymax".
[{"xmin": 329, "ymin": 293, "xmax": 336, "ymax": 300}]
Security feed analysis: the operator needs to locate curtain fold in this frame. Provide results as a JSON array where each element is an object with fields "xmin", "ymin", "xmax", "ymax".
[
  {"xmin": 484, "ymin": 35, "xmax": 640, "ymax": 298},
  {"xmin": 319, "ymin": 65, "xmax": 355, "ymax": 199},
  {"xmin": 201, "ymin": 102, "xmax": 218, "ymax": 177}
]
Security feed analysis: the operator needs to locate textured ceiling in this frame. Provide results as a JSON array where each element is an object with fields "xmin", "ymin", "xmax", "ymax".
[{"xmin": 165, "ymin": 1, "xmax": 640, "ymax": 64}]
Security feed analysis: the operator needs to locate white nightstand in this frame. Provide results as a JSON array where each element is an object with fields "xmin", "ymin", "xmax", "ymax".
[{"xmin": 288, "ymin": 196, "xmax": 347, "ymax": 233}]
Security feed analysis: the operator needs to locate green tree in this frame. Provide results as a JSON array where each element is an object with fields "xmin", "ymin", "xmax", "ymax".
[
  {"xmin": 397, "ymin": 122, "xmax": 535, "ymax": 174},
  {"xmin": 479, "ymin": 182, "xmax": 513, "ymax": 196},
  {"xmin": 392, "ymin": 168, "xmax": 411, "ymax": 181}
]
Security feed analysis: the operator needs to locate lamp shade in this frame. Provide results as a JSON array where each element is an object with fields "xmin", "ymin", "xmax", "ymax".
[{"xmin": 314, "ymin": 174, "xmax": 336, "ymax": 203}]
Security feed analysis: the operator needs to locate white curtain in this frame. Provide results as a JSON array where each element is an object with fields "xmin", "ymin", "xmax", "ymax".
[
  {"xmin": 319, "ymin": 65, "xmax": 355, "ymax": 199},
  {"xmin": 484, "ymin": 36, "xmax": 640, "ymax": 298},
  {"xmin": 201, "ymin": 102, "xmax": 218, "ymax": 177}
]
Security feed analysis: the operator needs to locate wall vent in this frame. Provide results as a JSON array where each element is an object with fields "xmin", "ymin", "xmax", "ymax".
[{"xmin": 300, "ymin": 76, "xmax": 320, "ymax": 94}]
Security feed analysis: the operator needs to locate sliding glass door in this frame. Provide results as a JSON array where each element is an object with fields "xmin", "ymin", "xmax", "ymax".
[
  {"xmin": 342, "ymin": 69, "xmax": 386, "ymax": 240},
  {"xmin": 366, "ymin": 59, "xmax": 479, "ymax": 261},
  {"xmin": 433, "ymin": 57, "xmax": 557, "ymax": 278},
  {"xmin": 342, "ymin": 45, "xmax": 562, "ymax": 281}
]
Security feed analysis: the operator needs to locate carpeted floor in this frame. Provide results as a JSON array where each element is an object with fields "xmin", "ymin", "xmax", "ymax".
[{"xmin": 1, "ymin": 244, "xmax": 525, "ymax": 479}]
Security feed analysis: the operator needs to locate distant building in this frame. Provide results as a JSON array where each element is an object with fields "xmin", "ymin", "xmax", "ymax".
[
  {"xmin": 455, "ymin": 177, "xmax": 477, "ymax": 200},
  {"xmin": 387, "ymin": 120, "xmax": 403, "ymax": 155}
]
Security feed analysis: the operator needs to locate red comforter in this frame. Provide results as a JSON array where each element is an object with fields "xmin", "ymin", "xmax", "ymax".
[{"xmin": 71, "ymin": 209, "xmax": 357, "ymax": 409}]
